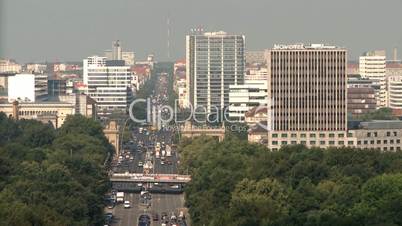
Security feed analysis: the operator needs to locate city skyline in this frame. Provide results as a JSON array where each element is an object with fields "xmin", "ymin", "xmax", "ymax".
[{"xmin": 1, "ymin": 0, "xmax": 402, "ymax": 63}]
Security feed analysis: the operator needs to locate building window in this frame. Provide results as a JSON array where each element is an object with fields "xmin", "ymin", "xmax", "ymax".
[
  {"xmin": 387, "ymin": 132, "xmax": 391, "ymax": 137},
  {"xmin": 383, "ymin": 147, "xmax": 388, "ymax": 151},
  {"xmin": 370, "ymin": 140, "xmax": 374, "ymax": 144},
  {"xmin": 310, "ymin": 133, "xmax": 316, "ymax": 138},
  {"xmin": 319, "ymin": 133, "xmax": 325, "ymax": 138},
  {"xmin": 301, "ymin": 133, "xmax": 307, "ymax": 138},
  {"xmin": 367, "ymin": 132, "xmax": 371, "ymax": 137},
  {"xmin": 329, "ymin": 133, "xmax": 335, "ymax": 138},
  {"xmin": 291, "ymin": 141, "xmax": 297, "ymax": 145},
  {"xmin": 338, "ymin": 141, "xmax": 344, "ymax": 145},
  {"xmin": 338, "ymin": 133, "xmax": 344, "ymax": 138},
  {"xmin": 320, "ymin": 141, "xmax": 326, "ymax": 145},
  {"xmin": 272, "ymin": 141, "xmax": 278, "ymax": 145},
  {"xmin": 397, "ymin": 139, "xmax": 400, "ymax": 144},
  {"xmin": 364, "ymin": 140, "xmax": 368, "ymax": 145},
  {"xmin": 301, "ymin": 141, "xmax": 306, "ymax": 145},
  {"xmin": 272, "ymin": 148, "xmax": 278, "ymax": 151},
  {"xmin": 272, "ymin": 133, "xmax": 278, "ymax": 138},
  {"xmin": 397, "ymin": 147, "xmax": 401, "ymax": 151},
  {"xmin": 281, "ymin": 133, "xmax": 287, "ymax": 138},
  {"xmin": 393, "ymin": 131, "xmax": 398, "ymax": 136},
  {"xmin": 291, "ymin": 133, "xmax": 297, "ymax": 138},
  {"xmin": 374, "ymin": 132, "xmax": 378, "ymax": 137},
  {"xmin": 384, "ymin": 140, "xmax": 388, "ymax": 144},
  {"xmin": 281, "ymin": 141, "xmax": 288, "ymax": 145},
  {"xmin": 329, "ymin": 141, "xmax": 335, "ymax": 145},
  {"xmin": 390, "ymin": 140, "xmax": 394, "ymax": 144},
  {"xmin": 347, "ymin": 133, "xmax": 353, "ymax": 137},
  {"xmin": 310, "ymin": 141, "xmax": 316, "ymax": 145},
  {"xmin": 348, "ymin": 141, "xmax": 354, "ymax": 145},
  {"xmin": 357, "ymin": 141, "xmax": 361, "ymax": 145},
  {"xmin": 390, "ymin": 147, "xmax": 394, "ymax": 151},
  {"xmin": 377, "ymin": 140, "xmax": 381, "ymax": 144}
]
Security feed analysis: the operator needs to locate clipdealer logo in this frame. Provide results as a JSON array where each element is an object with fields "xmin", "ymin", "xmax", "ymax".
[{"xmin": 128, "ymin": 98, "xmax": 271, "ymax": 132}]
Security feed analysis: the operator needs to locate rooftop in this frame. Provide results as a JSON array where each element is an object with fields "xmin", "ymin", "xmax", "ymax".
[{"xmin": 273, "ymin": 43, "xmax": 340, "ymax": 50}]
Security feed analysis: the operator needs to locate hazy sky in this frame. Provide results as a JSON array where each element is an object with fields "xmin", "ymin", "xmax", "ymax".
[{"xmin": 1, "ymin": 0, "xmax": 402, "ymax": 63}]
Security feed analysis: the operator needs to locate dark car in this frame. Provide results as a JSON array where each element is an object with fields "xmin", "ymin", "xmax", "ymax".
[
  {"xmin": 152, "ymin": 213, "xmax": 159, "ymax": 221},
  {"xmin": 138, "ymin": 215, "xmax": 151, "ymax": 226}
]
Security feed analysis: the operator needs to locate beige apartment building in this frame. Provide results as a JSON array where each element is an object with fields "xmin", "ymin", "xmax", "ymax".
[{"xmin": 264, "ymin": 44, "xmax": 347, "ymax": 150}]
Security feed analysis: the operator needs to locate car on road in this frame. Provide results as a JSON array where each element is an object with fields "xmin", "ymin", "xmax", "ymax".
[
  {"xmin": 137, "ymin": 183, "xmax": 143, "ymax": 187},
  {"xmin": 138, "ymin": 214, "xmax": 151, "ymax": 226},
  {"xmin": 129, "ymin": 156, "xmax": 134, "ymax": 161},
  {"xmin": 138, "ymin": 161, "xmax": 143, "ymax": 167},
  {"xmin": 123, "ymin": 200, "xmax": 131, "ymax": 208},
  {"xmin": 152, "ymin": 213, "xmax": 159, "ymax": 221},
  {"xmin": 160, "ymin": 161, "xmax": 165, "ymax": 165}
]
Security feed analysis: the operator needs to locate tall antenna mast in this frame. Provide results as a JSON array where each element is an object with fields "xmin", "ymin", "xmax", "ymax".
[{"xmin": 167, "ymin": 16, "xmax": 171, "ymax": 60}]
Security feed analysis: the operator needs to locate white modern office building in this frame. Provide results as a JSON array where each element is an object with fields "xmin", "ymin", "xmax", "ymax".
[
  {"xmin": 186, "ymin": 31, "xmax": 245, "ymax": 114},
  {"xmin": 359, "ymin": 50, "xmax": 387, "ymax": 108},
  {"xmin": 83, "ymin": 56, "xmax": 133, "ymax": 115},
  {"xmin": 387, "ymin": 75, "xmax": 402, "ymax": 109},
  {"xmin": 8, "ymin": 74, "xmax": 36, "ymax": 102},
  {"xmin": 228, "ymin": 77, "xmax": 267, "ymax": 121}
]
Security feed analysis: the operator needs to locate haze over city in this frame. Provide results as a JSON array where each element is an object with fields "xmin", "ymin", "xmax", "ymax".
[{"xmin": 1, "ymin": 0, "xmax": 402, "ymax": 63}]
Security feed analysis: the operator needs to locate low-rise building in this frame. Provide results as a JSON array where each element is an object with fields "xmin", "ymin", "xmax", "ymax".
[
  {"xmin": 0, "ymin": 94, "xmax": 96, "ymax": 128},
  {"xmin": 0, "ymin": 59, "xmax": 22, "ymax": 73}
]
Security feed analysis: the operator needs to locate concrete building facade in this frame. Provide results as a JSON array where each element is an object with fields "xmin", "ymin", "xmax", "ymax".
[
  {"xmin": 359, "ymin": 50, "xmax": 387, "ymax": 108},
  {"xmin": 186, "ymin": 31, "xmax": 245, "ymax": 113},
  {"xmin": 265, "ymin": 44, "xmax": 347, "ymax": 150},
  {"xmin": 83, "ymin": 56, "xmax": 133, "ymax": 116}
]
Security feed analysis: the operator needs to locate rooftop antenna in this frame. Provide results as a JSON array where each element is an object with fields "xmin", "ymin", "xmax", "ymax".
[{"xmin": 167, "ymin": 16, "xmax": 171, "ymax": 60}]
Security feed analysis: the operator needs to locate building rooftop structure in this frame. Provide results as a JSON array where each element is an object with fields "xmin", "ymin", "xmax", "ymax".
[{"xmin": 273, "ymin": 43, "xmax": 341, "ymax": 50}]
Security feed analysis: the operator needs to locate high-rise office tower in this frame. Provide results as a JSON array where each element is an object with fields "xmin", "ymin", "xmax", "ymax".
[
  {"xmin": 186, "ymin": 31, "xmax": 245, "ymax": 113},
  {"xmin": 265, "ymin": 44, "xmax": 348, "ymax": 150},
  {"xmin": 359, "ymin": 50, "xmax": 387, "ymax": 108},
  {"xmin": 83, "ymin": 56, "xmax": 133, "ymax": 116}
]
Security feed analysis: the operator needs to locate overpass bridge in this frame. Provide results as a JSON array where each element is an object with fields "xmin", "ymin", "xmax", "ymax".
[{"xmin": 111, "ymin": 173, "xmax": 191, "ymax": 184}]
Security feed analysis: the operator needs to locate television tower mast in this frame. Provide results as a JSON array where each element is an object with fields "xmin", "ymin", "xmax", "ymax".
[{"xmin": 167, "ymin": 16, "xmax": 171, "ymax": 60}]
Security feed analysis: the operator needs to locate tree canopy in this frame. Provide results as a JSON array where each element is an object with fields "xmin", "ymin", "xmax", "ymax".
[
  {"xmin": 0, "ymin": 113, "xmax": 113, "ymax": 226},
  {"xmin": 179, "ymin": 136, "xmax": 402, "ymax": 226}
]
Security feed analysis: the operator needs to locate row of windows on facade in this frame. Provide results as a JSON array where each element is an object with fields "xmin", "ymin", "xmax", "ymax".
[
  {"xmin": 18, "ymin": 110, "xmax": 59, "ymax": 116},
  {"xmin": 272, "ymin": 132, "xmax": 351, "ymax": 138},
  {"xmin": 271, "ymin": 140, "xmax": 401, "ymax": 149}
]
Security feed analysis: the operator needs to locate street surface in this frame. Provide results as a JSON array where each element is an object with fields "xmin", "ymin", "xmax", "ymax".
[{"xmin": 107, "ymin": 71, "xmax": 189, "ymax": 226}]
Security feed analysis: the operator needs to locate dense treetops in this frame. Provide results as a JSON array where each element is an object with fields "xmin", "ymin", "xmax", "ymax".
[
  {"xmin": 0, "ymin": 113, "xmax": 113, "ymax": 226},
  {"xmin": 179, "ymin": 136, "xmax": 402, "ymax": 226}
]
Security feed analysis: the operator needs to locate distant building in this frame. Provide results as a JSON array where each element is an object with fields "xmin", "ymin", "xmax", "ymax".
[
  {"xmin": 26, "ymin": 64, "xmax": 47, "ymax": 74},
  {"xmin": 105, "ymin": 40, "xmax": 135, "ymax": 66},
  {"xmin": 186, "ymin": 31, "xmax": 245, "ymax": 113},
  {"xmin": 359, "ymin": 50, "xmax": 387, "ymax": 108},
  {"xmin": 174, "ymin": 60, "xmax": 187, "ymax": 108},
  {"xmin": 244, "ymin": 106, "xmax": 267, "ymax": 127},
  {"xmin": 48, "ymin": 79, "xmax": 67, "ymax": 97},
  {"xmin": 0, "ymin": 59, "xmax": 21, "ymax": 74},
  {"xmin": 34, "ymin": 73, "xmax": 48, "ymax": 100},
  {"xmin": 387, "ymin": 75, "xmax": 402, "ymax": 110},
  {"xmin": 228, "ymin": 77, "xmax": 267, "ymax": 122},
  {"xmin": 245, "ymin": 51, "xmax": 266, "ymax": 65},
  {"xmin": 347, "ymin": 76, "xmax": 376, "ymax": 117},
  {"xmin": 0, "ymin": 94, "xmax": 96, "ymax": 128},
  {"xmin": 83, "ymin": 56, "xmax": 133, "ymax": 116}
]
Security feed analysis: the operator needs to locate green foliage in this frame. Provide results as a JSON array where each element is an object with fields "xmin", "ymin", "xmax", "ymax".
[
  {"xmin": 358, "ymin": 108, "xmax": 397, "ymax": 121},
  {"xmin": 180, "ymin": 137, "xmax": 402, "ymax": 226},
  {"xmin": 0, "ymin": 113, "xmax": 110, "ymax": 226}
]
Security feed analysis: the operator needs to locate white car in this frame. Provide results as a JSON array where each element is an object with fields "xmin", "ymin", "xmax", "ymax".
[
  {"xmin": 123, "ymin": 201, "xmax": 131, "ymax": 208},
  {"xmin": 138, "ymin": 161, "xmax": 143, "ymax": 167},
  {"xmin": 137, "ymin": 183, "xmax": 143, "ymax": 187}
]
